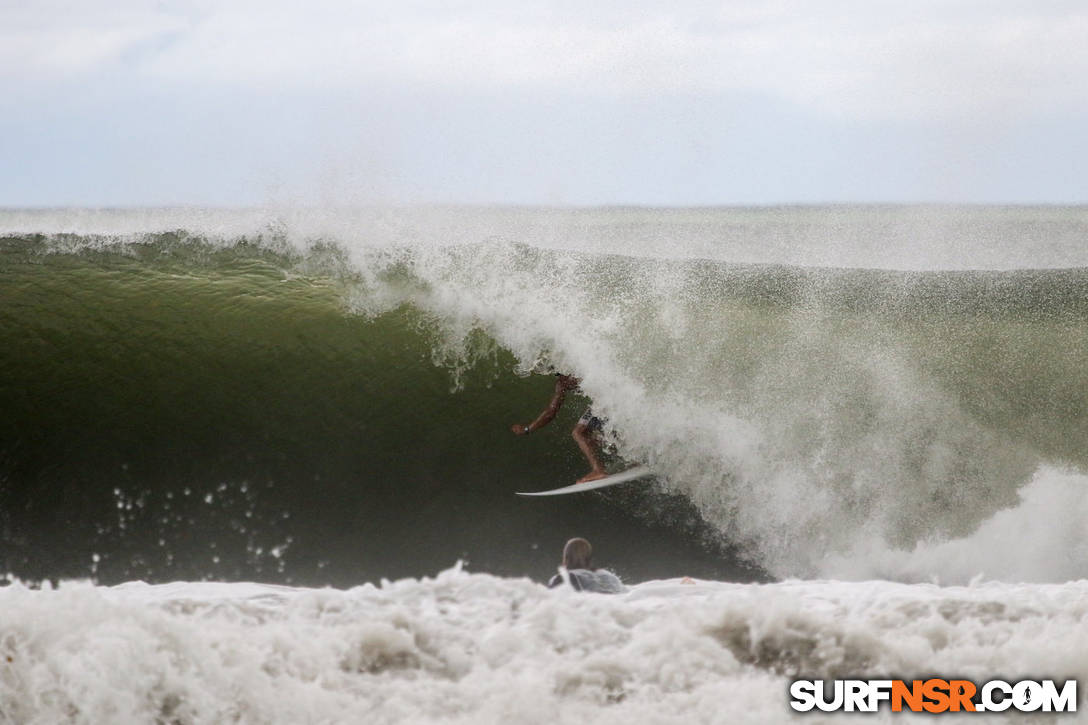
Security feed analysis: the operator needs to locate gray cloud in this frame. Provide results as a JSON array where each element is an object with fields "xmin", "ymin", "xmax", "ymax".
[
  {"xmin": 2, "ymin": 1, "xmax": 1087, "ymax": 205},
  {"xmin": 5, "ymin": 1, "xmax": 1088, "ymax": 121}
]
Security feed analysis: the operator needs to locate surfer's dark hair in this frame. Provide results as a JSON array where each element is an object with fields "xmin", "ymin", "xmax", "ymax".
[{"xmin": 561, "ymin": 537, "xmax": 593, "ymax": 570}]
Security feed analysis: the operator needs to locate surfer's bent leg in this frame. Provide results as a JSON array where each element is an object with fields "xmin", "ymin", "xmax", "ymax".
[{"xmin": 573, "ymin": 408, "xmax": 607, "ymax": 483}]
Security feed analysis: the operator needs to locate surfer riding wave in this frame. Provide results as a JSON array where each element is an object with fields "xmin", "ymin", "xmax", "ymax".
[{"xmin": 511, "ymin": 373, "xmax": 608, "ymax": 483}]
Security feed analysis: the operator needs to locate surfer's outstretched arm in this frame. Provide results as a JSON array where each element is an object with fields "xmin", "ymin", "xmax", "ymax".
[{"xmin": 511, "ymin": 375, "xmax": 578, "ymax": 435}]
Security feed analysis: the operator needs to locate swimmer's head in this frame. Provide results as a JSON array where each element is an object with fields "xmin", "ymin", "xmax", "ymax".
[{"xmin": 561, "ymin": 537, "xmax": 593, "ymax": 570}]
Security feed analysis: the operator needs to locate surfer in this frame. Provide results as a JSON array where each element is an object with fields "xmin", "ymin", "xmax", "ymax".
[
  {"xmin": 547, "ymin": 537, "xmax": 625, "ymax": 593},
  {"xmin": 511, "ymin": 373, "xmax": 608, "ymax": 483}
]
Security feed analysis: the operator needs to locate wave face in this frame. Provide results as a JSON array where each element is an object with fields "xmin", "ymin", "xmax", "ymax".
[{"xmin": 2, "ymin": 206, "xmax": 1087, "ymax": 585}]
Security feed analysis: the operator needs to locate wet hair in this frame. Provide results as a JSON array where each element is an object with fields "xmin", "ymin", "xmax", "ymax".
[{"xmin": 561, "ymin": 537, "xmax": 593, "ymax": 570}]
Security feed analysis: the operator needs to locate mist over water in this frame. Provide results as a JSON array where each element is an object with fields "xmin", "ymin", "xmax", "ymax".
[{"xmin": 2, "ymin": 206, "xmax": 1087, "ymax": 585}]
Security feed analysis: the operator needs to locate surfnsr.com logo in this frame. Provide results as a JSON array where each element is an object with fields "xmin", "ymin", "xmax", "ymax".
[{"xmin": 790, "ymin": 679, "xmax": 1077, "ymax": 713}]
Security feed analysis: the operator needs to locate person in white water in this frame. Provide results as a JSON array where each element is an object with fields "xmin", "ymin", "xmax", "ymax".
[
  {"xmin": 546, "ymin": 537, "xmax": 625, "ymax": 593},
  {"xmin": 511, "ymin": 373, "xmax": 607, "ymax": 483}
]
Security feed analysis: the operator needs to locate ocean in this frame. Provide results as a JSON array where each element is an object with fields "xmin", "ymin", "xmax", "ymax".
[{"xmin": 1, "ymin": 205, "xmax": 1087, "ymax": 722}]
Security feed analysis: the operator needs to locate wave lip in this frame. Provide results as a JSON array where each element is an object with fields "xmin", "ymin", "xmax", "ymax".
[{"xmin": 5, "ymin": 204, "xmax": 1088, "ymax": 270}]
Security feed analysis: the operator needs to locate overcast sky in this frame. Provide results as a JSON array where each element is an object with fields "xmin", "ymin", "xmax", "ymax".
[{"xmin": 3, "ymin": 1, "xmax": 1087, "ymax": 206}]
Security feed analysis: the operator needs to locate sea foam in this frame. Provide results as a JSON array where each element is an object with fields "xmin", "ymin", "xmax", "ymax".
[{"xmin": 2, "ymin": 568, "xmax": 1087, "ymax": 724}]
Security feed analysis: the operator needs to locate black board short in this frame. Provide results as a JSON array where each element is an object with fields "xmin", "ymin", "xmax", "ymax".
[{"xmin": 577, "ymin": 406, "xmax": 604, "ymax": 432}]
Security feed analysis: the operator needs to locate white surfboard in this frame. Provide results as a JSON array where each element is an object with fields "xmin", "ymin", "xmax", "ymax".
[{"xmin": 516, "ymin": 465, "xmax": 653, "ymax": 496}]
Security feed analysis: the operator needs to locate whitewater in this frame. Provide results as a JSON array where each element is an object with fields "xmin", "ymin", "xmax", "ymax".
[
  {"xmin": 2, "ymin": 205, "xmax": 1087, "ymax": 722},
  {"xmin": 2, "ymin": 567, "xmax": 1087, "ymax": 724}
]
